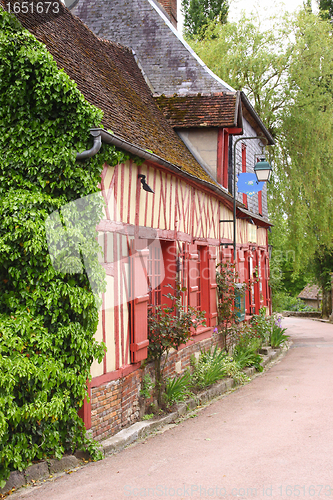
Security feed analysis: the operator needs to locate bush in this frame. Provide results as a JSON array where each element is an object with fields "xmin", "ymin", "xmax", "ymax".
[
  {"xmin": 232, "ymin": 342, "xmax": 263, "ymax": 372},
  {"xmin": 250, "ymin": 308, "xmax": 271, "ymax": 344},
  {"xmin": 164, "ymin": 371, "xmax": 191, "ymax": 406},
  {"xmin": 270, "ymin": 318, "xmax": 290, "ymax": 348},
  {"xmin": 272, "ymin": 291, "xmax": 317, "ymax": 313},
  {"xmin": 191, "ymin": 346, "xmax": 248, "ymax": 389}
]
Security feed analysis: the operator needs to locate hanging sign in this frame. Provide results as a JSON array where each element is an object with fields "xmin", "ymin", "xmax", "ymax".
[{"xmin": 237, "ymin": 173, "xmax": 264, "ymax": 197}]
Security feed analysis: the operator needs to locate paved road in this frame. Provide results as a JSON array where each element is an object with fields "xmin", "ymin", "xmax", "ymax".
[{"xmin": 15, "ymin": 318, "xmax": 333, "ymax": 500}]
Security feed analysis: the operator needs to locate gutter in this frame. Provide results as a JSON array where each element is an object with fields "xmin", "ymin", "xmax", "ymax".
[
  {"xmin": 76, "ymin": 128, "xmax": 237, "ymax": 206},
  {"xmin": 76, "ymin": 130, "xmax": 271, "ymax": 227},
  {"xmin": 237, "ymin": 207, "xmax": 273, "ymax": 227}
]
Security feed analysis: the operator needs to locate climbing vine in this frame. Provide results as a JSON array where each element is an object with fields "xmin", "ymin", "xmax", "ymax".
[{"xmin": 0, "ymin": 9, "xmax": 130, "ymax": 485}]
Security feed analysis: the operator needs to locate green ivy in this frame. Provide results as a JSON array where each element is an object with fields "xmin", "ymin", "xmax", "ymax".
[{"xmin": 0, "ymin": 9, "xmax": 131, "ymax": 485}]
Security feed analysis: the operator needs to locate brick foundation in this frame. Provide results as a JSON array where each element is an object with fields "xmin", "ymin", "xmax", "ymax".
[{"xmin": 90, "ymin": 329, "xmax": 225, "ymax": 441}]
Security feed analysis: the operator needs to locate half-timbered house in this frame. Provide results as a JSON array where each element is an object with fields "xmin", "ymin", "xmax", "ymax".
[{"xmin": 12, "ymin": 0, "xmax": 274, "ymax": 441}]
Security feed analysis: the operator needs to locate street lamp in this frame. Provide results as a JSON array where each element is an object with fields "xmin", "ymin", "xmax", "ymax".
[
  {"xmin": 220, "ymin": 136, "xmax": 273, "ymax": 272},
  {"xmin": 254, "ymin": 158, "xmax": 273, "ymax": 183}
]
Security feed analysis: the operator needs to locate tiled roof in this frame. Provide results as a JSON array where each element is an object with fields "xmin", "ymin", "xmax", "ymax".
[
  {"xmin": 71, "ymin": 0, "xmax": 234, "ymax": 96},
  {"xmin": 5, "ymin": 1, "xmax": 217, "ymax": 185},
  {"xmin": 298, "ymin": 284, "xmax": 322, "ymax": 300},
  {"xmin": 155, "ymin": 92, "xmax": 242, "ymax": 129}
]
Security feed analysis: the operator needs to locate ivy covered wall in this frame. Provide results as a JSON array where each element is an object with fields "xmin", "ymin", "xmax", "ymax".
[{"xmin": 0, "ymin": 9, "xmax": 130, "ymax": 485}]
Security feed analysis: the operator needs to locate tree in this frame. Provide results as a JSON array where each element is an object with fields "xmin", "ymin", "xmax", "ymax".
[
  {"xmin": 190, "ymin": 13, "xmax": 294, "ymax": 134},
  {"xmin": 319, "ymin": 0, "xmax": 333, "ymax": 20},
  {"xmin": 189, "ymin": 10, "xmax": 333, "ymax": 315},
  {"xmin": 311, "ymin": 247, "xmax": 333, "ymax": 317},
  {"xmin": 181, "ymin": 0, "xmax": 229, "ymax": 39}
]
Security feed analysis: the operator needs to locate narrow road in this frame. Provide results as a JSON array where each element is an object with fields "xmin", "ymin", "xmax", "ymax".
[{"xmin": 15, "ymin": 318, "xmax": 333, "ymax": 500}]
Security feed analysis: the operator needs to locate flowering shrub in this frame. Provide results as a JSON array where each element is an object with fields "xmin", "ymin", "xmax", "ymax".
[
  {"xmin": 250, "ymin": 308, "xmax": 271, "ymax": 344},
  {"xmin": 270, "ymin": 318, "xmax": 289, "ymax": 347},
  {"xmin": 148, "ymin": 285, "xmax": 205, "ymax": 405},
  {"xmin": 216, "ymin": 262, "xmax": 238, "ymax": 334}
]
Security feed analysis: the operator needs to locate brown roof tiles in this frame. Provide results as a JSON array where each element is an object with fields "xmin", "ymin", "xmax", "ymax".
[
  {"xmin": 298, "ymin": 284, "xmax": 322, "ymax": 300},
  {"xmin": 155, "ymin": 92, "xmax": 242, "ymax": 129},
  {"xmin": 4, "ymin": 0, "xmax": 217, "ymax": 184}
]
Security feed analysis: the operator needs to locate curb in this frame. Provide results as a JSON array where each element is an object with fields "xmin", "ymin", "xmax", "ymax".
[
  {"xmin": 3, "ymin": 345, "xmax": 288, "ymax": 497},
  {"xmin": 0, "ymin": 455, "xmax": 82, "ymax": 497}
]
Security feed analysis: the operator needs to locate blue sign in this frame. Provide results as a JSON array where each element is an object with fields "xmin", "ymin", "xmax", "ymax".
[{"xmin": 237, "ymin": 173, "xmax": 264, "ymax": 197}]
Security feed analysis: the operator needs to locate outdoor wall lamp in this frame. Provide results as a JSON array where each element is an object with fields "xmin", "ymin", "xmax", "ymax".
[
  {"xmin": 138, "ymin": 174, "xmax": 154, "ymax": 193},
  {"xmin": 219, "ymin": 136, "xmax": 273, "ymax": 273},
  {"xmin": 254, "ymin": 158, "xmax": 273, "ymax": 183}
]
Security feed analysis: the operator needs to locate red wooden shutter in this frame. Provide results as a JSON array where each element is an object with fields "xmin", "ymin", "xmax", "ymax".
[
  {"xmin": 258, "ymin": 191, "xmax": 262, "ymax": 215},
  {"xmin": 161, "ymin": 241, "xmax": 177, "ymax": 308},
  {"xmin": 188, "ymin": 244, "xmax": 198, "ymax": 309},
  {"xmin": 130, "ymin": 239, "xmax": 149, "ymax": 363},
  {"xmin": 242, "ymin": 144, "xmax": 247, "ymax": 208},
  {"xmin": 217, "ymin": 129, "xmax": 229, "ymax": 189},
  {"xmin": 252, "ymin": 248, "xmax": 260, "ymax": 315},
  {"xmin": 238, "ymin": 249, "xmax": 246, "ymax": 283},
  {"xmin": 208, "ymin": 246, "xmax": 218, "ymax": 327}
]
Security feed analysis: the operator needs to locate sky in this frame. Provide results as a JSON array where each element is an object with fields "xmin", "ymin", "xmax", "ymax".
[{"xmin": 177, "ymin": 0, "xmax": 318, "ymax": 33}]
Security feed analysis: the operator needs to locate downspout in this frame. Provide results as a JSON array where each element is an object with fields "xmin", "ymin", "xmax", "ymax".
[{"xmin": 76, "ymin": 130, "xmax": 102, "ymax": 160}]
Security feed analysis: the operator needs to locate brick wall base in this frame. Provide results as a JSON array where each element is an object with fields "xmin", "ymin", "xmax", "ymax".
[{"xmin": 90, "ymin": 330, "xmax": 225, "ymax": 441}]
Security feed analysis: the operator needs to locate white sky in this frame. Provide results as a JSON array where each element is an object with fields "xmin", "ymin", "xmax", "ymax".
[{"xmin": 177, "ymin": 0, "xmax": 318, "ymax": 33}]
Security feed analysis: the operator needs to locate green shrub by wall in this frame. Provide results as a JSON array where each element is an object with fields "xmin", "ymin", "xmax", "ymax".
[{"xmin": 0, "ymin": 9, "xmax": 130, "ymax": 485}]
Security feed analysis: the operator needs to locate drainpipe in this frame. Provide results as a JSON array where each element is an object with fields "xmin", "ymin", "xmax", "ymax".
[{"xmin": 76, "ymin": 130, "xmax": 102, "ymax": 160}]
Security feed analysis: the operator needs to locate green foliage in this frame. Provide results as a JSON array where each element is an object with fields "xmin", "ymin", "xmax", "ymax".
[
  {"xmin": 190, "ymin": 346, "xmax": 248, "ymax": 389},
  {"xmin": 227, "ymin": 319, "xmax": 264, "ymax": 372},
  {"xmin": 273, "ymin": 293, "xmax": 317, "ymax": 313},
  {"xmin": 148, "ymin": 286, "xmax": 206, "ymax": 362},
  {"xmin": 142, "ymin": 413, "xmax": 154, "ymax": 421},
  {"xmin": 311, "ymin": 246, "xmax": 333, "ymax": 317},
  {"xmin": 270, "ymin": 320, "xmax": 289, "ymax": 348},
  {"xmin": 140, "ymin": 374, "xmax": 155, "ymax": 400},
  {"xmin": 164, "ymin": 371, "xmax": 191, "ymax": 406},
  {"xmin": 319, "ymin": 0, "xmax": 333, "ymax": 20},
  {"xmin": 182, "ymin": 0, "xmax": 229, "ymax": 39},
  {"xmin": 250, "ymin": 308, "xmax": 271, "ymax": 344},
  {"xmin": 232, "ymin": 342, "xmax": 263, "ymax": 372},
  {"xmin": 0, "ymin": 10, "xmax": 131, "ymax": 485}
]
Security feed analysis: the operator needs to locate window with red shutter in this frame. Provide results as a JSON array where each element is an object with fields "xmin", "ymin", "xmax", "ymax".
[{"xmin": 130, "ymin": 239, "xmax": 149, "ymax": 363}]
